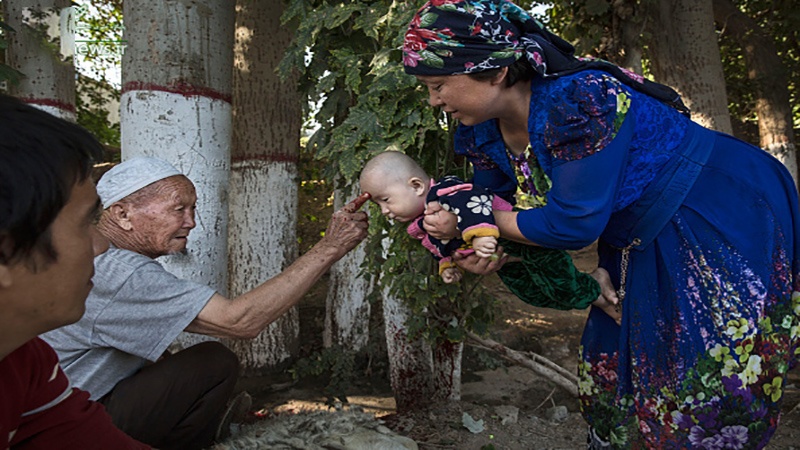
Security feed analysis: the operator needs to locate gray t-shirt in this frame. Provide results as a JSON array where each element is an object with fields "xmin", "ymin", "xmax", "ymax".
[{"xmin": 41, "ymin": 246, "xmax": 216, "ymax": 400}]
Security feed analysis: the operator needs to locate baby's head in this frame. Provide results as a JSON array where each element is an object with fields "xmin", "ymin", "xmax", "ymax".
[{"xmin": 360, "ymin": 151, "xmax": 431, "ymax": 222}]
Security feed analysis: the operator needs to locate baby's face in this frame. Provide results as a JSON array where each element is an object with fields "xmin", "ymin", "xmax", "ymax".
[{"xmin": 361, "ymin": 174, "xmax": 425, "ymax": 223}]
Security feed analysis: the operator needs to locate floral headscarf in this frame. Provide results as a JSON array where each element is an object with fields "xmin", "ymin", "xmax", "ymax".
[{"xmin": 403, "ymin": 0, "xmax": 689, "ymax": 115}]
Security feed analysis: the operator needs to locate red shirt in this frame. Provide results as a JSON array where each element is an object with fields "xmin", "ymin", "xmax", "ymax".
[{"xmin": 1, "ymin": 338, "xmax": 149, "ymax": 449}]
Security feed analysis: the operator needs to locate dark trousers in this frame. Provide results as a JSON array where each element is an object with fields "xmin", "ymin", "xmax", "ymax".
[{"xmin": 99, "ymin": 341, "xmax": 239, "ymax": 450}]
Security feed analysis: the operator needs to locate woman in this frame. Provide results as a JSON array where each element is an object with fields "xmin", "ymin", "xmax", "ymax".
[{"xmin": 403, "ymin": 0, "xmax": 800, "ymax": 448}]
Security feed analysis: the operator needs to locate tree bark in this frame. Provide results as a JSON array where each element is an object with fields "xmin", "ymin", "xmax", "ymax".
[
  {"xmin": 323, "ymin": 181, "xmax": 372, "ymax": 352},
  {"xmin": 226, "ymin": 0, "xmax": 303, "ymax": 374},
  {"xmin": 382, "ymin": 284, "xmax": 436, "ymax": 412},
  {"xmin": 430, "ymin": 340, "xmax": 463, "ymax": 402},
  {"xmin": 712, "ymin": 0, "xmax": 798, "ymax": 186},
  {"xmin": 608, "ymin": 0, "xmax": 643, "ymax": 73},
  {"xmin": 381, "ymin": 242, "xmax": 465, "ymax": 408},
  {"xmin": 121, "ymin": 0, "xmax": 235, "ymax": 348},
  {"xmin": 647, "ymin": 0, "xmax": 733, "ymax": 133},
  {"xmin": 3, "ymin": 0, "xmax": 75, "ymax": 120}
]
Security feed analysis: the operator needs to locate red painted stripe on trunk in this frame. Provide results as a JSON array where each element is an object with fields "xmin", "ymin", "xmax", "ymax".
[
  {"xmin": 22, "ymin": 98, "xmax": 76, "ymax": 114},
  {"xmin": 122, "ymin": 81, "xmax": 232, "ymax": 104}
]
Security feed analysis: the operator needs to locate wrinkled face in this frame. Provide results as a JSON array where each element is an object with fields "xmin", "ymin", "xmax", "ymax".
[
  {"xmin": 416, "ymin": 74, "xmax": 501, "ymax": 126},
  {"xmin": 127, "ymin": 175, "xmax": 197, "ymax": 258},
  {"xmin": 361, "ymin": 172, "xmax": 425, "ymax": 223},
  {"xmin": 5, "ymin": 179, "xmax": 109, "ymax": 333}
]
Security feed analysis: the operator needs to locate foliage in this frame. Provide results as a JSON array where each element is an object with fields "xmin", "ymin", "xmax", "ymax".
[
  {"xmin": 1, "ymin": 1, "xmax": 122, "ymax": 151},
  {"xmin": 72, "ymin": 0, "xmax": 124, "ymax": 85},
  {"xmin": 717, "ymin": 0, "xmax": 800, "ymax": 135},
  {"xmin": 77, "ymin": 74, "xmax": 120, "ymax": 149},
  {"xmin": 289, "ymin": 345, "xmax": 357, "ymax": 406},
  {"xmin": 541, "ymin": 0, "xmax": 799, "ymax": 144},
  {"xmin": 536, "ymin": 0, "xmax": 612, "ymax": 59},
  {"xmin": 72, "ymin": 1, "xmax": 123, "ymax": 154},
  {"xmin": 281, "ymin": 0, "xmax": 498, "ymax": 350},
  {"xmin": 0, "ymin": 19, "xmax": 25, "ymax": 89}
]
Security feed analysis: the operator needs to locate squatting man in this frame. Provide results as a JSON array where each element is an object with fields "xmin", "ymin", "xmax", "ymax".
[{"xmin": 42, "ymin": 157, "xmax": 369, "ymax": 450}]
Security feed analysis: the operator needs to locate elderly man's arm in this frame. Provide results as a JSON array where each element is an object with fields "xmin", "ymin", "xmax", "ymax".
[{"xmin": 185, "ymin": 194, "xmax": 370, "ymax": 339}]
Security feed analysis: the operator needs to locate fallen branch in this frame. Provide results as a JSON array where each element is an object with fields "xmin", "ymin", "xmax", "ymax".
[{"xmin": 465, "ymin": 331, "xmax": 579, "ymax": 398}]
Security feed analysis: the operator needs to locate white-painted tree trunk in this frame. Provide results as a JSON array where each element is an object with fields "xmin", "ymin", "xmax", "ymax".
[
  {"xmin": 3, "ymin": 0, "xmax": 75, "ymax": 121},
  {"xmin": 381, "ymin": 234, "xmax": 464, "ymax": 409},
  {"xmin": 225, "ymin": 0, "xmax": 302, "ymax": 374},
  {"xmin": 323, "ymin": 181, "xmax": 372, "ymax": 352},
  {"xmin": 431, "ymin": 340, "xmax": 463, "ymax": 402},
  {"xmin": 227, "ymin": 161, "xmax": 299, "ymax": 372},
  {"xmin": 121, "ymin": 0, "xmax": 235, "ymax": 349},
  {"xmin": 382, "ymin": 282, "xmax": 436, "ymax": 412},
  {"xmin": 765, "ymin": 142, "xmax": 798, "ymax": 188}
]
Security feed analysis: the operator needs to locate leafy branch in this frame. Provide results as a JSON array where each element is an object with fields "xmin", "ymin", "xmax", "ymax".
[{"xmin": 280, "ymin": 0, "xmax": 498, "ymax": 351}]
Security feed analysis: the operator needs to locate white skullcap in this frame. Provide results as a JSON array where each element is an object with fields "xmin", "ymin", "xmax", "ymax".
[{"xmin": 97, "ymin": 157, "xmax": 183, "ymax": 208}]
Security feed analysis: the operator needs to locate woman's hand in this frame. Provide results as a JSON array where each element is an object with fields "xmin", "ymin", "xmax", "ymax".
[
  {"xmin": 452, "ymin": 246, "xmax": 509, "ymax": 275},
  {"xmin": 589, "ymin": 267, "xmax": 621, "ymax": 325},
  {"xmin": 422, "ymin": 201, "xmax": 460, "ymax": 240}
]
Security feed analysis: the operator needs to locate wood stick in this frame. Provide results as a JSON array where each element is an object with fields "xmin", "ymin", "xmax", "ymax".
[{"xmin": 466, "ymin": 331, "xmax": 579, "ymax": 398}]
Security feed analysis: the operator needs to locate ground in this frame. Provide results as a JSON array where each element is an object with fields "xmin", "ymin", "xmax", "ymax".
[
  {"xmin": 227, "ymin": 171, "xmax": 800, "ymax": 449},
  {"xmin": 233, "ymin": 244, "xmax": 800, "ymax": 449}
]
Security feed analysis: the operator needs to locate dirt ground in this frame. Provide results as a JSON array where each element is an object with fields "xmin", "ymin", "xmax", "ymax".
[
  {"xmin": 233, "ymin": 248, "xmax": 800, "ymax": 449},
  {"xmin": 229, "ymin": 174, "xmax": 800, "ymax": 449}
]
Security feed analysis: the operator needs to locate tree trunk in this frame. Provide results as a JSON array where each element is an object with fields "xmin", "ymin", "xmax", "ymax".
[
  {"xmin": 647, "ymin": 0, "xmax": 733, "ymax": 133},
  {"xmin": 609, "ymin": 0, "xmax": 643, "ymax": 73},
  {"xmin": 381, "ymin": 243, "xmax": 465, "ymax": 408},
  {"xmin": 430, "ymin": 340, "xmax": 462, "ymax": 402},
  {"xmin": 225, "ymin": 0, "xmax": 302, "ymax": 375},
  {"xmin": 712, "ymin": 0, "xmax": 798, "ymax": 186},
  {"xmin": 121, "ymin": 0, "xmax": 235, "ymax": 348},
  {"xmin": 323, "ymin": 181, "xmax": 372, "ymax": 352},
  {"xmin": 3, "ymin": 0, "xmax": 75, "ymax": 120},
  {"xmin": 382, "ymin": 283, "xmax": 436, "ymax": 412}
]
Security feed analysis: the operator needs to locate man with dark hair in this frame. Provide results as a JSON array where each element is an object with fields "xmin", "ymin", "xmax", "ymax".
[{"xmin": 0, "ymin": 94, "xmax": 149, "ymax": 449}]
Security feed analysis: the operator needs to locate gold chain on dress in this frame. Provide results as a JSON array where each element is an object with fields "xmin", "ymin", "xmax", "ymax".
[{"xmin": 616, "ymin": 238, "xmax": 640, "ymax": 312}]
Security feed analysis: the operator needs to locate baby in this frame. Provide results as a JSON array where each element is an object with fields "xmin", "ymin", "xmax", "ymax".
[{"xmin": 360, "ymin": 151, "xmax": 510, "ymax": 283}]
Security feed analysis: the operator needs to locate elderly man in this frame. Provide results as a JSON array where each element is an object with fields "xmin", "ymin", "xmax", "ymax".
[
  {"xmin": 42, "ymin": 157, "xmax": 369, "ymax": 450},
  {"xmin": 1, "ymin": 94, "xmax": 149, "ymax": 448}
]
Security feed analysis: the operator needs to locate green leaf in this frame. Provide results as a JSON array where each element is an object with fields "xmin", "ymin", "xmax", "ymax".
[
  {"xmin": 419, "ymin": 12, "xmax": 439, "ymax": 28},
  {"xmin": 420, "ymin": 49, "xmax": 444, "ymax": 68},
  {"xmin": 0, "ymin": 21, "xmax": 17, "ymax": 33},
  {"xmin": 0, "ymin": 64, "xmax": 25, "ymax": 86},
  {"xmin": 584, "ymin": 0, "xmax": 609, "ymax": 16},
  {"xmin": 488, "ymin": 51, "xmax": 516, "ymax": 59}
]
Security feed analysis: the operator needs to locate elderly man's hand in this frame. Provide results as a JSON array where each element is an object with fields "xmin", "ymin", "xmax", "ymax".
[{"xmin": 321, "ymin": 192, "xmax": 370, "ymax": 256}]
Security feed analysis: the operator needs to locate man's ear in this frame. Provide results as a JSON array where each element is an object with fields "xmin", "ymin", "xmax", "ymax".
[
  {"xmin": 409, "ymin": 177, "xmax": 427, "ymax": 197},
  {"xmin": 0, "ymin": 265, "xmax": 12, "ymax": 289},
  {"xmin": 108, "ymin": 203, "xmax": 134, "ymax": 231},
  {"xmin": 0, "ymin": 234, "xmax": 14, "ymax": 288}
]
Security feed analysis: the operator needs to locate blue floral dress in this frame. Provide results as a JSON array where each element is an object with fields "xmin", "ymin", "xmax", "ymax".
[{"xmin": 454, "ymin": 69, "xmax": 800, "ymax": 448}]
